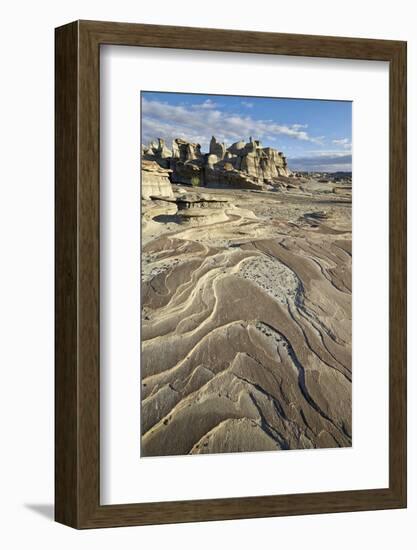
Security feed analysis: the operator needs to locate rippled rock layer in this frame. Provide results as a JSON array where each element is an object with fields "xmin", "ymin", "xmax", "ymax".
[{"xmin": 141, "ymin": 184, "xmax": 352, "ymax": 456}]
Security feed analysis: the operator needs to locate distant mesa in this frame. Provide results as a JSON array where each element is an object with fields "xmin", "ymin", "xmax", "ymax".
[{"xmin": 141, "ymin": 136, "xmax": 293, "ymax": 199}]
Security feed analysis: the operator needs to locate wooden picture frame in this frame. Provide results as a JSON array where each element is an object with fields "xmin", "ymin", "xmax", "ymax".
[{"xmin": 55, "ymin": 20, "xmax": 407, "ymax": 528}]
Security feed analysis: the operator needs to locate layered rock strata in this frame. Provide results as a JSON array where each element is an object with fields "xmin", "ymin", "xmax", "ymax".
[
  {"xmin": 141, "ymin": 159, "xmax": 173, "ymax": 200},
  {"xmin": 153, "ymin": 192, "xmax": 230, "ymax": 226},
  {"xmin": 141, "ymin": 185, "xmax": 352, "ymax": 456},
  {"xmin": 141, "ymin": 136, "xmax": 292, "ymax": 195}
]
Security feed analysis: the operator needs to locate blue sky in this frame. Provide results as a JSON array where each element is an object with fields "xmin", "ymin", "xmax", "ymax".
[{"xmin": 141, "ymin": 91, "xmax": 352, "ymax": 172}]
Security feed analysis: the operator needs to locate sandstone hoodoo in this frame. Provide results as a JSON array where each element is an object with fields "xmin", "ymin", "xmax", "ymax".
[
  {"xmin": 154, "ymin": 192, "xmax": 230, "ymax": 225},
  {"xmin": 141, "ymin": 135, "xmax": 293, "ymax": 196},
  {"xmin": 175, "ymin": 193, "xmax": 228, "ymax": 213},
  {"xmin": 141, "ymin": 159, "xmax": 174, "ymax": 200}
]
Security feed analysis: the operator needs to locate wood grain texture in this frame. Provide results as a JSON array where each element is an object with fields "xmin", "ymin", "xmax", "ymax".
[
  {"xmin": 55, "ymin": 21, "xmax": 79, "ymax": 527},
  {"xmin": 388, "ymin": 41, "xmax": 407, "ymax": 505},
  {"xmin": 55, "ymin": 20, "xmax": 407, "ymax": 529}
]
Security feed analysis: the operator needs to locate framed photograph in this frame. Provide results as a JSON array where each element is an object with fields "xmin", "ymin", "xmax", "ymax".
[{"xmin": 55, "ymin": 20, "xmax": 407, "ymax": 528}]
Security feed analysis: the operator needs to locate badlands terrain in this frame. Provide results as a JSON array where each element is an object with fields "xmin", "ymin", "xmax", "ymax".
[{"xmin": 141, "ymin": 137, "xmax": 352, "ymax": 457}]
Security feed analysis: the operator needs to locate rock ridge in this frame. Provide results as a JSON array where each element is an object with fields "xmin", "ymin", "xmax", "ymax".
[{"xmin": 142, "ymin": 136, "xmax": 293, "ymax": 198}]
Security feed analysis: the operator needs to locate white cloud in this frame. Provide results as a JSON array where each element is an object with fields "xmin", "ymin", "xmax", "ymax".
[
  {"xmin": 241, "ymin": 101, "xmax": 253, "ymax": 108},
  {"xmin": 141, "ymin": 97, "xmax": 323, "ymax": 151},
  {"xmin": 292, "ymin": 123, "xmax": 308, "ymax": 130},
  {"xmin": 191, "ymin": 98, "xmax": 217, "ymax": 109},
  {"xmin": 332, "ymin": 138, "xmax": 352, "ymax": 150}
]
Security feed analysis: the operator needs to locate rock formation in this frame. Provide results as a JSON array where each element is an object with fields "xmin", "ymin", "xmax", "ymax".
[
  {"xmin": 209, "ymin": 136, "xmax": 226, "ymax": 161},
  {"xmin": 156, "ymin": 192, "xmax": 230, "ymax": 225},
  {"xmin": 142, "ymin": 138, "xmax": 172, "ymax": 163},
  {"xmin": 141, "ymin": 159, "xmax": 174, "ymax": 199},
  {"xmin": 141, "ymin": 180, "xmax": 352, "ymax": 456},
  {"xmin": 174, "ymin": 138, "xmax": 202, "ymax": 161},
  {"xmin": 141, "ymin": 135, "xmax": 292, "ymax": 197}
]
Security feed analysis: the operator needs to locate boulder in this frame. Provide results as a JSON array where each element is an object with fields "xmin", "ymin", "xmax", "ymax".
[
  {"xmin": 206, "ymin": 153, "xmax": 219, "ymax": 167},
  {"xmin": 227, "ymin": 140, "xmax": 246, "ymax": 155}
]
